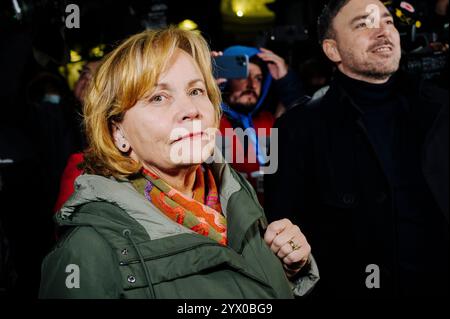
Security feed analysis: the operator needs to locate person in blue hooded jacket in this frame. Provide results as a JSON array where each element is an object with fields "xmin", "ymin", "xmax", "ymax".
[{"xmin": 216, "ymin": 46, "xmax": 306, "ymax": 205}]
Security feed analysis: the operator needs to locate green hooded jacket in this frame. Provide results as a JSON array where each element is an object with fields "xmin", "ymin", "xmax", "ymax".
[{"xmin": 39, "ymin": 163, "xmax": 319, "ymax": 299}]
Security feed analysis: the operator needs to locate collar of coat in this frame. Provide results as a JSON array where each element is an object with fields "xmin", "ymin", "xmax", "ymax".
[{"xmin": 324, "ymin": 71, "xmax": 446, "ymax": 126}]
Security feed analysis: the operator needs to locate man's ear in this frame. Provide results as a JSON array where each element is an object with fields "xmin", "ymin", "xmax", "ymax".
[
  {"xmin": 322, "ymin": 39, "xmax": 341, "ymax": 63},
  {"xmin": 112, "ymin": 124, "xmax": 131, "ymax": 153}
]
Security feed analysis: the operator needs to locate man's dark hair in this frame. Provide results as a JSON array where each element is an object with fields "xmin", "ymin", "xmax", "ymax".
[
  {"xmin": 317, "ymin": 0, "xmax": 351, "ymax": 44},
  {"xmin": 249, "ymin": 55, "xmax": 268, "ymax": 80}
]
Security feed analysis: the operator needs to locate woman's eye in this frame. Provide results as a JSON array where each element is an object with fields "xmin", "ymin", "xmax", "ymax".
[
  {"xmin": 150, "ymin": 95, "xmax": 165, "ymax": 103},
  {"xmin": 190, "ymin": 88, "xmax": 205, "ymax": 96}
]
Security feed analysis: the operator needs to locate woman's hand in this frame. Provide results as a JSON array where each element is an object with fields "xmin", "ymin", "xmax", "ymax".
[
  {"xmin": 257, "ymin": 48, "xmax": 288, "ymax": 80},
  {"xmin": 211, "ymin": 50, "xmax": 227, "ymax": 86},
  {"xmin": 264, "ymin": 218, "xmax": 311, "ymax": 279}
]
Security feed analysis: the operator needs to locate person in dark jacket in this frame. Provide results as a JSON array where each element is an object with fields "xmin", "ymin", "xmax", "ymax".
[
  {"xmin": 39, "ymin": 27, "xmax": 319, "ymax": 299},
  {"xmin": 265, "ymin": 0, "xmax": 449, "ymax": 297}
]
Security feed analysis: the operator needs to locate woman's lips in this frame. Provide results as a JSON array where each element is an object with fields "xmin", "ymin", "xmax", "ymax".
[{"xmin": 172, "ymin": 131, "xmax": 204, "ymax": 143}]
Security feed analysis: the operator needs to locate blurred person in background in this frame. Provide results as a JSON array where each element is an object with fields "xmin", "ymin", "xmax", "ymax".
[
  {"xmin": 215, "ymin": 46, "xmax": 306, "ymax": 205},
  {"xmin": 53, "ymin": 59, "xmax": 101, "ymax": 212}
]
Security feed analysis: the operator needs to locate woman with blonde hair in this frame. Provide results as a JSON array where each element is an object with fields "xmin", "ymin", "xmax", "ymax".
[{"xmin": 39, "ymin": 27, "xmax": 319, "ymax": 298}]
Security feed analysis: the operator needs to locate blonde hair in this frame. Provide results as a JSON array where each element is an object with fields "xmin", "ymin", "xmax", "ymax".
[{"xmin": 83, "ymin": 27, "xmax": 222, "ymax": 177}]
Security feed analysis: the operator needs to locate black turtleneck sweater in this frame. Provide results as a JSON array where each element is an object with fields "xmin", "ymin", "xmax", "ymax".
[
  {"xmin": 336, "ymin": 71, "xmax": 400, "ymax": 184},
  {"xmin": 337, "ymin": 71, "xmax": 449, "ymax": 296}
]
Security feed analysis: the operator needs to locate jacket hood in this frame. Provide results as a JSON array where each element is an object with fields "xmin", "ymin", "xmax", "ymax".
[{"xmin": 55, "ymin": 161, "xmax": 243, "ymax": 241}]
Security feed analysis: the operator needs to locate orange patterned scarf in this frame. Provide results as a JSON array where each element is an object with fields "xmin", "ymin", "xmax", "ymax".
[{"xmin": 131, "ymin": 165, "xmax": 228, "ymax": 245}]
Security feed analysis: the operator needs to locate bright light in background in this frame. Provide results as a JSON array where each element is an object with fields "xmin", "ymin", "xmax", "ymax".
[
  {"xmin": 61, "ymin": 45, "xmax": 106, "ymax": 89},
  {"xmin": 12, "ymin": 0, "xmax": 21, "ymax": 15},
  {"xmin": 70, "ymin": 50, "xmax": 82, "ymax": 63},
  {"xmin": 59, "ymin": 61, "xmax": 84, "ymax": 90},
  {"xmin": 178, "ymin": 19, "xmax": 199, "ymax": 31},
  {"xmin": 90, "ymin": 44, "xmax": 106, "ymax": 59},
  {"xmin": 221, "ymin": 0, "xmax": 275, "ymax": 21}
]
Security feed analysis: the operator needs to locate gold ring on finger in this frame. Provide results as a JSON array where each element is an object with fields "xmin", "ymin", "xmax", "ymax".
[{"xmin": 288, "ymin": 239, "xmax": 300, "ymax": 251}]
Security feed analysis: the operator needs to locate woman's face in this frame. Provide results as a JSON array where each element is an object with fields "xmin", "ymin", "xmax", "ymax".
[{"xmin": 115, "ymin": 49, "xmax": 217, "ymax": 173}]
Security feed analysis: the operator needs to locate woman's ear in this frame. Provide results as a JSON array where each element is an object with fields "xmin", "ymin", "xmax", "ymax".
[
  {"xmin": 112, "ymin": 124, "xmax": 131, "ymax": 153},
  {"xmin": 322, "ymin": 39, "xmax": 341, "ymax": 63}
]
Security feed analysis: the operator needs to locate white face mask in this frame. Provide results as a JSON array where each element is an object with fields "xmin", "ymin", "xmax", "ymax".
[{"xmin": 42, "ymin": 94, "xmax": 61, "ymax": 105}]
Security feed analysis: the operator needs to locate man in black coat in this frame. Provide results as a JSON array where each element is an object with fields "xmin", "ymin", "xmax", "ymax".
[{"xmin": 265, "ymin": 0, "xmax": 449, "ymax": 297}]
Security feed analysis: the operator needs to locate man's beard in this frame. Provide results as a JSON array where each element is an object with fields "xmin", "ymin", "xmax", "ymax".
[
  {"xmin": 348, "ymin": 56, "xmax": 399, "ymax": 80},
  {"xmin": 227, "ymin": 90, "xmax": 259, "ymax": 114},
  {"xmin": 340, "ymin": 44, "xmax": 400, "ymax": 81},
  {"xmin": 227, "ymin": 101, "xmax": 257, "ymax": 114}
]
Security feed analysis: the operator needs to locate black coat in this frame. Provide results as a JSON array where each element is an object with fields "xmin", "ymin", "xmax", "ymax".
[{"xmin": 265, "ymin": 73, "xmax": 449, "ymax": 297}]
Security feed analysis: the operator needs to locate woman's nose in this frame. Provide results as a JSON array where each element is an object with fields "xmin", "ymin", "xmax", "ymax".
[{"xmin": 178, "ymin": 99, "xmax": 201, "ymax": 122}]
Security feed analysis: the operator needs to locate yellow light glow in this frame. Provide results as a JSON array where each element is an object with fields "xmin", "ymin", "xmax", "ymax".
[
  {"xmin": 90, "ymin": 45, "xmax": 105, "ymax": 58},
  {"xmin": 178, "ymin": 19, "xmax": 198, "ymax": 31},
  {"xmin": 221, "ymin": 0, "xmax": 275, "ymax": 21},
  {"xmin": 58, "ymin": 61, "xmax": 84, "ymax": 90},
  {"xmin": 70, "ymin": 50, "xmax": 82, "ymax": 63},
  {"xmin": 415, "ymin": 20, "xmax": 421, "ymax": 28}
]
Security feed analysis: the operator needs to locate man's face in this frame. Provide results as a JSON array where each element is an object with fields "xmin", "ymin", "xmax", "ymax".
[
  {"xmin": 325, "ymin": 0, "xmax": 401, "ymax": 83},
  {"xmin": 227, "ymin": 62, "xmax": 263, "ymax": 109}
]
